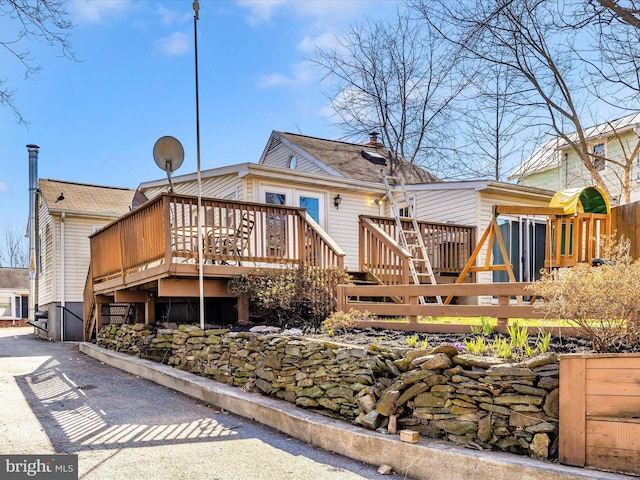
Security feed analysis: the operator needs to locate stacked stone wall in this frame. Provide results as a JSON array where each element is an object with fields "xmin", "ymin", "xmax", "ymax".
[{"xmin": 96, "ymin": 324, "xmax": 559, "ymax": 460}]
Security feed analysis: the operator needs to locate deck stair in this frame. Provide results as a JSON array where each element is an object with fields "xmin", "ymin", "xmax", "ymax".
[
  {"xmin": 346, "ymin": 270, "xmax": 402, "ymax": 304},
  {"xmin": 381, "ymin": 170, "xmax": 442, "ymax": 305}
]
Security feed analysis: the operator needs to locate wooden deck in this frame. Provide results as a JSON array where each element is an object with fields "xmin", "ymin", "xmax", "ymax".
[{"xmin": 83, "ymin": 193, "xmax": 345, "ymax": 340}]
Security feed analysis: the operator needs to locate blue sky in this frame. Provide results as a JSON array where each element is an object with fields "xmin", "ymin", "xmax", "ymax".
[{"xmin": 0, "ymin": 0, "xmax": 400, "ymax": 233}]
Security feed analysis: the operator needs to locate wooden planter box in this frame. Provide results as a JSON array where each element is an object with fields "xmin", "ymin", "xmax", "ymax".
[{"xmin": 559, "ymin": 353, "xmax": 640, "ymax": 476}]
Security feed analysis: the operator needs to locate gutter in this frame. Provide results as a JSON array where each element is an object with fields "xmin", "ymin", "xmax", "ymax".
[{"xmin": 61, "ymin": 212, "xmax": 65, "ymax": 342}]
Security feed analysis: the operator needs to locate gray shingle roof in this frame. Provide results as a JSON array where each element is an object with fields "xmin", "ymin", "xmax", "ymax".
[
  {"xmin": 0, "ymin": 268, "xmax": 29, "ymax": 290},
  {"xmin": 277, "ymin": 132, "xmax": 440, "ymax": 184},
  {"xmin": 39, "ymin": 179, "xmax": 136, "ymax": 216}
]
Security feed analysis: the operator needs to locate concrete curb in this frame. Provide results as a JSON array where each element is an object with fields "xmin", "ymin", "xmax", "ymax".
[{"xmin": 79, "ymin": 343, "xmax": 632, "ymax": 480}]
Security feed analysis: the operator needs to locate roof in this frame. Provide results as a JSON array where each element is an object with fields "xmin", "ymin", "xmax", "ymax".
[
  {"xmin": 0, "ymin": 268, "xmax": 29, "ymax": 290},
  {"xmin": 510, "ymin": 112, "xmax": 640, "ymax": 181},
  {"xmin": 39, "ymin": 179, "xmax": 136, "ymax": 216},
  {"xmin": 269, "ymin": 131, "xmax": 440, "ymax": 184}
]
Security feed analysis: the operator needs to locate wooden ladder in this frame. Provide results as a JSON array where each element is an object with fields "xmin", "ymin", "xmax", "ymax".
[{"xmin": 381, "ymin": 169, "xmax": 442, "ymax": 305}]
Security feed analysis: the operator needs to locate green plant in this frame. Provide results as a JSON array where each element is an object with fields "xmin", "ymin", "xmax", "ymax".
[
  {"xmin": 537, "ymin": 331, "xmax": 552, "ymax": 354},
  {"xmin": 491, "ymin": 337, "xmax": 513, "ymax": 359},
  {"xmin": 507, "ymin": 320, "xmax": 529, "ymax": 349},
  {"xmin": 464, "ymin": 337, "xmax": 488, "ymax": 355},
  {"xmin": 406, "ymin": 333, "xmax": 429, "ymax": 349},
  {"xmin": 228, "ymin": 266, "xmax": 352, "ymax": 329},
  {"xmin": 471, "ymin": 317, "xmax": 494, "ymax": 336},
  {"xmin": 530, "ymin": 236, "xmax": 640, "ymax": 352}
]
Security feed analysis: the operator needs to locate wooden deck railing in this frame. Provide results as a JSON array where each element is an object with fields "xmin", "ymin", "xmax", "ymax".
[
  {"xmin": 83, "ymin": 263, "xmax": 96, "ymax": 340},
  {"xmin": 337, "ymin": 282, "xmax": 548, "ymax": 326},
  {"xmin": 90, "ymin": 193, "xmax": 345, "ymax": 284},
  {"xmin": 359, "ymin": 215, "xmax": 476, "ymax": 284}
]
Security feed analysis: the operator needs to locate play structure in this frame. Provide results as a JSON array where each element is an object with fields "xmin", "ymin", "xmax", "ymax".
[{"xmin": 443, "ymin": 186, "xmax": 611, "ymax": 303}]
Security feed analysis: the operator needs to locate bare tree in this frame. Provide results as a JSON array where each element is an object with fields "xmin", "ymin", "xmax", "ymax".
[
  {"xmin": 0, "ymin": 226, "xmax": 28, "ymax": 268},
  {"xmin": 456, "ymin": 61, "xmax": 544, "ymax": 181},
  {"xmin": 1, "ymin": 0, "xmax": 75, "ymax": 123},
  {"xmin": 413, "ymin": 0, "xmax": 640, "ymax": 200},
  {"xmin": 592, "ymin": 0, "xmax": 640, "ymax": 29},
  {"xmin": 312, "ymin": 10, "xmax": 470, "ymax": 178},
  {"xmin": 413, "ymin": 0, "xmax": 631, "ymax": 199}
]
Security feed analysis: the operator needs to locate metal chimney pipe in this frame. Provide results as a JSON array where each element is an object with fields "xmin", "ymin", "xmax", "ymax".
[{"xmin": 27, "ymin": 144, "xmax": 40, "ymax": 323}]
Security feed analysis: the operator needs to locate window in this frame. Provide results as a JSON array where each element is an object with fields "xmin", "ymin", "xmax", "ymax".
[
  {"xmin": 288, "ymin": 155, "xmax": 297, "ymax": 169},
  {"xmin": 0, "ymin": 296, "xmax": 11, "ymax": 318},
  {"xmin": 265, "ymin": 192, "xmax": 286, "ymax": 205},
  {"xmin": 299, "ymin": 196, "xmax": 319, "ymax": 224},
  {"xmin": 591, "ymin": 143, "xmax": 605, "ymax": 171}
]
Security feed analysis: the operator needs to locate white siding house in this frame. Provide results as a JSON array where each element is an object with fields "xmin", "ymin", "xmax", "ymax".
[
  {"xmin": 34, "ymin": 179, "xmax": 136, "ymax": 340},
  {"xmin": 511, "ymin": 112, "xmax": 640, "ymax": 204},
  {"xmin": 0, "ymin": 268, "xmax": 29, "ymax": 324}
]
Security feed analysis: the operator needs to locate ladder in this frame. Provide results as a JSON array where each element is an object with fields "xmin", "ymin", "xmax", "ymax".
[{"xmin": 381, "ymin": 169, "xmax": 442, "ymax": 305}]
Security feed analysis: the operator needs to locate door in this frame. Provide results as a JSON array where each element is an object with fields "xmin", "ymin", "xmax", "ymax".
[
  {"xmin": 493, "ymin": 216, "xmax": 546, "ymax": 283},
  {"xmin": 260, "ymin": 185, "xmax": 326, "ymax": 259}
]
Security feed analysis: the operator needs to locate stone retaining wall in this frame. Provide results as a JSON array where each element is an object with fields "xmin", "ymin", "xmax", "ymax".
[{"xmin": 96, "ymin": 323, "xmax": 559, "ymax": 460}]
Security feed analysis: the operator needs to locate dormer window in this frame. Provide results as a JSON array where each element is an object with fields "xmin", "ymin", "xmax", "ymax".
[
  {"xmin": 288, "ymin": 155, "xmax": 297, "ymax": 169},
  {"xmin": 591, "ymin": 143, "xmax": 605, "ymax": 171}
]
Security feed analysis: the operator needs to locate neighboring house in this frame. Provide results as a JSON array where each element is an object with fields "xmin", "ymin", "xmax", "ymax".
[
  {"xmin": 34, "ymin": 179, "xmax": 136, "ymax": 341},
  {"xmin": 510, "ymin": 112, "xmax": 640, "ymax": 204},
  {"xmin": 0, "ymin": 268, "xmax": 29, "ymax": 325},
  {"xmin": 141, "ymin": 131, "xmax": 555, "ymax": 283}
]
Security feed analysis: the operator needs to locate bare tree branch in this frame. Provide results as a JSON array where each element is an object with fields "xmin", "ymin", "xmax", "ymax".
[
  {"xmin": 0, "ymin": 226, "xmax": 28, "ymax": 268},
  {"xmin": 0, "ymin": 0, "xmax": 75, "ymax": 123}
]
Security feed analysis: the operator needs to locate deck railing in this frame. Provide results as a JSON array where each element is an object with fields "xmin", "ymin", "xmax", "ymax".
[
  {"xmin": 90, "ymin": 193, "xmax": 345, "ymax": 284},
  {"xmin": 359, "ymin": 215, "xmax": 476, "ymax": 284}
]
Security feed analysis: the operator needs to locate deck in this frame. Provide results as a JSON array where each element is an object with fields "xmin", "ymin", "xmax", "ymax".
[
  {"xmin": 83, "ymin": 193, "xmax": 479, "ymax": 340},
  {"xmin": 84, "ymin": 193, "xmax": 345, "ymax": 339}
]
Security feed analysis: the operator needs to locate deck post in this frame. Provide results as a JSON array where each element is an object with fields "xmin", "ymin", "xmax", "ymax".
[
  {"xmin": 497, "ymin": 294, "xmax": 509, "ymax": 327},
  {"xmin": 237, "ymin": 295, "xmax": 249, "ymax": 325},
  {"xmin": 145, "ymin": 294, "xmax": 156, "ymax": 325}
]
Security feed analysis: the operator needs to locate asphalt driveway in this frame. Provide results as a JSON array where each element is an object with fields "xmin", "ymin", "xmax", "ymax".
[{"xmin": 0, "ymin": 326, "xmax": 405, "ymax": 480}]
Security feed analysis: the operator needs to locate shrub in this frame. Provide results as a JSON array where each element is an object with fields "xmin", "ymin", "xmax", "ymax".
[
  {"xmin": 530, "ymin": 237, "xmax": 640, "ymax": 352},
  {"xmin": 228, "ymin": 266, "xmax": 352, "ymax": 329},
  {"xmin": 321, "ymin": 308, "xmax": 374, "ymax": 334}
]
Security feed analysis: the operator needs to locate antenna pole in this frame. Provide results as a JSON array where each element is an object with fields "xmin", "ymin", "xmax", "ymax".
[{"xmin": 193, "ymin": 0, "xmax": 205, "ymax": 330}]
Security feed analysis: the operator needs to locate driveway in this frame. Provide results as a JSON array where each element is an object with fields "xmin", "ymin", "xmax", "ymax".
[{"xmin": 0, "ymin": 327, "xmax": 406, "ymax": 480}]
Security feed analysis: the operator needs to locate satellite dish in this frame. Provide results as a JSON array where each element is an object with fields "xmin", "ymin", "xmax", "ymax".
[
  {"xmin": 153, "ymin": 136, "xmax": 184, "ymax": 193},
  {"xmin": 153, "ymin": 136, "xmax": 184, "ymax": 173}
]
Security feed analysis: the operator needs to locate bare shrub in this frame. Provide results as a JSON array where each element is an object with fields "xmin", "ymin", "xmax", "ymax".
[
  {"xmin": 321, "ymin": 309, "xmax": 375, "ymax": 335},
  {"xmin": 228, "ymin": 266, "xmax": 352, "ymax": 329},
  {"xmin": 530, "ymin": 237, "xmax": 640, "ymax": 352}
]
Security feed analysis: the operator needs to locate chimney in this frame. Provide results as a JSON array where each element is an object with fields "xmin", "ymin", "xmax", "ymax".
[
  {"xmin": 364, "ymin": 131, "xmax": 384, "ymax": 148},
  {"xmin": 27, "ymin": 144, "xmax": 40, "ymax": 323}
]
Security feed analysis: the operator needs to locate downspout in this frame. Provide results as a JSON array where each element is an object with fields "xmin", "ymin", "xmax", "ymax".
[
  {"xmin": 27, "ymin": 145, "xmax": 39, "ymax": 325},
  {"xmin": 60, "ymin": 211, "xmax": 65, "ymax": 342}
]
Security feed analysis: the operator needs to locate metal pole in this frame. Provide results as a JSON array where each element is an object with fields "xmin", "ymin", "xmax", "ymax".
[
  {"xmin": 193, "ymin": 1, "xmax": 205, "ymax": 330},
  {"xmin": 27, "ymin": 144, "xmax": 40, "ymax": 325}
]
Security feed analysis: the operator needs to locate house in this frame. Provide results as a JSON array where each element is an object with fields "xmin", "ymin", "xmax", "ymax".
[
  {"xmin": 34, "ymin": 179, "xmax": 136, "ymax": 341},
  {"xmin": 29, "ymin": 131, "xmax": 556, "ymax": 340},
  {"xmin": 0, "ymin": 268, "xmax": 29, "ymax": 325},
  {"xmin": 509, "ymin": 112, "xmax": 640, "ymax": 204}
]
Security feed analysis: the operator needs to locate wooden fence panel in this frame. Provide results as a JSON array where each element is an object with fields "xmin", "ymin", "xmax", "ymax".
[
  {"xmin": 559, "ymin": 353, "xmax": 640, "ymax": 476},
  {"xmin": 612, "ymin": 201, "xmax": 640, "ymax": 259}
]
